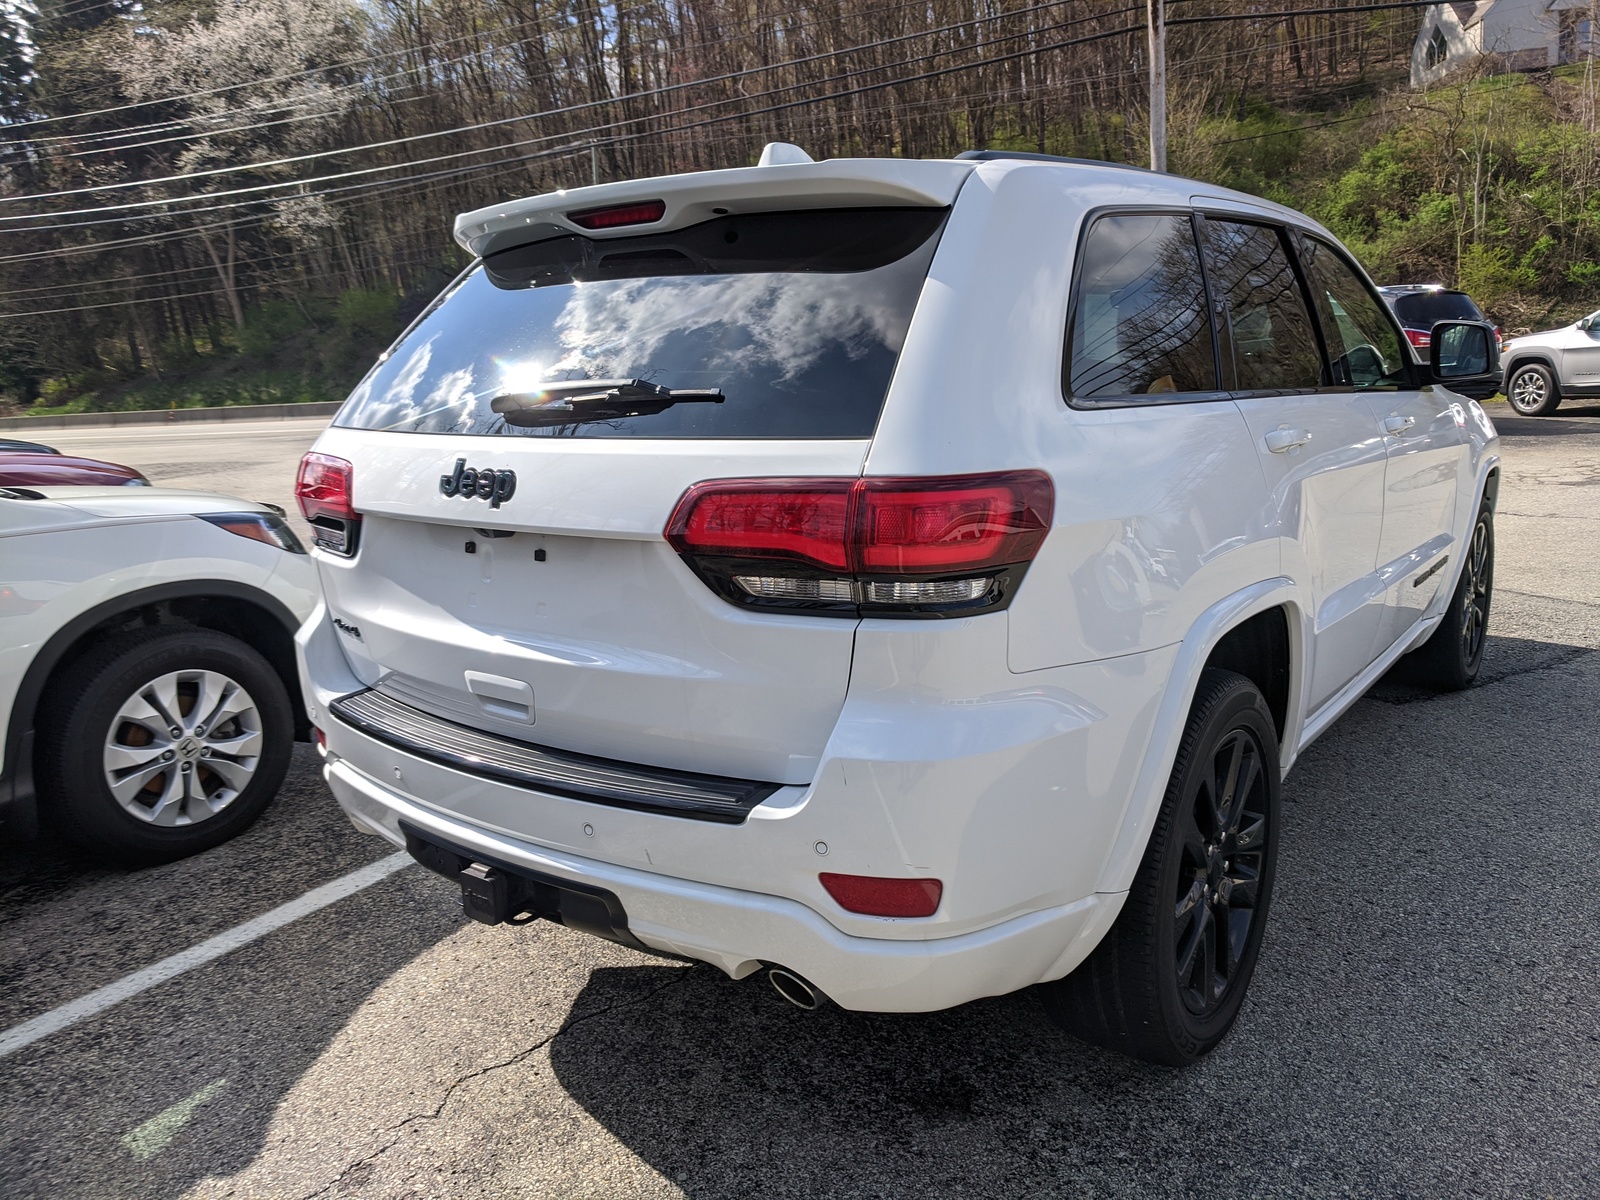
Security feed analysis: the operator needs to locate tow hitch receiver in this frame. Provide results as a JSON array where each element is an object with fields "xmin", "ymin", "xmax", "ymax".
[
  {"xmin": 459, "ymin": 861, "xmax": 512, "ymax": 925},
  {"xmin": 400, "ymin": 822, "xmax": 648, "ymax": 950}
]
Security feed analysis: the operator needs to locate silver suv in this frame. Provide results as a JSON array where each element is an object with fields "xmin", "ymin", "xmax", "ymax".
[{"xmin": 1502, "ymin": 308, "xmax": 1600, "ymax": 415}]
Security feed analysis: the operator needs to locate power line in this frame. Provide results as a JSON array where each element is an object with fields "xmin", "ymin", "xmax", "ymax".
[
  {"xmin": 1169, "ymin": 0, "xmax": 1443, "ymax": 25},
  {"xmin": 0, "ymin": 0, "xmax": 1104, "ymax": 208},
  {"xmin": 2, "ymin": 0, "xmax": 946, "ymax": 139},
  {"xmin": 18, "ymin": 10, "xmax": 577, "ymax": 154},
  {"xmin": 0, "ymin": 244, "xmax": 461, "ymax": 317},
  {"xmin": 2, "ymin": 3, "xmax": 562, "ymax": 131},
  {"xmin": 0, "ymin": 16, "xmax": 1148, "ymax": 273},
  {"xmin": 3, "ymin": 53, "xmax": 1192, "ymax": 303},
  {"xmin": 0, "ymin": 6, "xmax": 1389, "ymax": 275}
]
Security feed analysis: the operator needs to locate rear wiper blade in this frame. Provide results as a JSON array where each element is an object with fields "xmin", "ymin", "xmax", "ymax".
[{"xmin": 489, "ymin": 379, "xmax": 724, "ymax": 427}]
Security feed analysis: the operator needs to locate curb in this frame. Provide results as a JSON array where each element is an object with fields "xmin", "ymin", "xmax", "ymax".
[{"xmin": 0, "ymin": 401, "xmax": 341, "ymax": 431}]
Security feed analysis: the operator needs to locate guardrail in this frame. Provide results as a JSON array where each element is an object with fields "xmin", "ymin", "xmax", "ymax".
[{"xmin": 0, "ymin": 401, "xmax": 341, "ymax": 431}]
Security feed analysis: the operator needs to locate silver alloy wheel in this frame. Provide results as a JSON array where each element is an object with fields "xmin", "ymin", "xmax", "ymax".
[
  {"xmin": 1510, "ymin": 369, "xmax": 1548, "ymax": 412},
  {"xmin": 102, "ymin": 669, "xmax": 264, "ymax": 826}
]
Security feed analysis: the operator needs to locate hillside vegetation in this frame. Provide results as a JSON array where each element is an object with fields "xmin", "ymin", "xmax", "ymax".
[{"xmin": 0, "ymin": 1, "xmax": 1596, "ymax": 415}]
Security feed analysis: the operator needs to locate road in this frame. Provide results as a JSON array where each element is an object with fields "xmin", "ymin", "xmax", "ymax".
[
  {"xmin": 41, "ymin": 416, "xmax": 330, "ymax": 544},
  {"xmin": 4, "ymin": 404, "xmax": 1598, "ymax": 1198}
]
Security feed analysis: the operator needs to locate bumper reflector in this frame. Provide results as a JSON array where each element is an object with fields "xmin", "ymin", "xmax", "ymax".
[{"xmin": 820, "ymin": 872, "xmax": 943, "ymax": 918}]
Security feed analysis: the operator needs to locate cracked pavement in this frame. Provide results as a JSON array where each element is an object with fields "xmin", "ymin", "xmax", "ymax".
[{"xmin": 2, "ymin": 403, "xmax": 1597, "ymax": 1198}]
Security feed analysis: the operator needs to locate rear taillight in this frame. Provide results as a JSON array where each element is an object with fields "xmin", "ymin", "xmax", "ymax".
[
  {"xmin": 1405, "ymin": 328, "xmax": 1431, "ymax": 349},
  {"xmin": 295, "ymin": 452, "xmax": 361, "ymax": 556},
  {"xmin": 665, "ymin": 471, "xmax": 1053, "ymax": 618}
]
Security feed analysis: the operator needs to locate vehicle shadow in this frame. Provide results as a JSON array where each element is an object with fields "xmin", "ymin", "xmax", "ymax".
[
  {"xmin": 549, "ymin": 633, "xmax": 1600, "ymax": 1198},
  {"xmin": 3, "ymin": 631, "xmax": 1595, "ymax": 1197},
  {"xmin": 0, "ymin": 745, "xmax": 467, "ymax": 1200},
  {"xmin": 1487, "ymin": 400, "xmax": 1600, "ymax": 435}
]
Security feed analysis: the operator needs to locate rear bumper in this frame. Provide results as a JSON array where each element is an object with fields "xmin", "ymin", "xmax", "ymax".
[{"xmin": 325, "ymin": 754, "xmax": 1119, "ymax": 1012}]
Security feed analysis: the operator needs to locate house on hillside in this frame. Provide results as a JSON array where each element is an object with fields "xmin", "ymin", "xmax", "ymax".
[{"xmin": 1412, "ymin": 1, "xmax": 1597, "ymax": 88}]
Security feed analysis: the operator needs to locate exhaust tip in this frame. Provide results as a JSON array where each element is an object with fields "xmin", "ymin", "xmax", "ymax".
[{"xmin": 767, "ymin": 966, "xmax": 821, "ymax": 1011}]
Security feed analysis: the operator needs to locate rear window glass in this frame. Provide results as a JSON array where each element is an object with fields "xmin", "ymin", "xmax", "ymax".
[
  {"xmin": 333, "ymin": 208, "xmax": 946, "ymax": 439},
  {"xmin": 1387, "ymin": 291, "xmax": 1483, "ymax": 326}
]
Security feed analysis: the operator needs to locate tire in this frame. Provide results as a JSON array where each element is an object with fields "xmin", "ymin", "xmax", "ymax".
[
  {"xmin": 36, "ymin": 627, "xmax": 293, "ymax": 866},
  {"xmin": 1506, "ymin": 363, "xmax": 1560, "ymax": 416},
  {"xmin": 1040, "ymin": 669, "xmax": 1281, "ymax": 1066},
  {"xmin": 1407, "ymin": 500, "xmax": 1493, "ymax": 691}
]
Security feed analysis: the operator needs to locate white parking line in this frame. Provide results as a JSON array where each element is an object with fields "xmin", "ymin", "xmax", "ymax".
[{"xmin": 0, "ymin": 851, "xmax": 413, "ymax": 1061}]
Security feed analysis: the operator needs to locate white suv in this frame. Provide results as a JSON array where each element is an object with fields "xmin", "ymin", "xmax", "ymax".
[
  {"xmin": 1501, "ymin": 307, "xmax": 1600, "ymax": 415},
  {"xmin": 296, "ymin": 148, "xmax": 1501, "ymax": 1065},
  {"xmin": 2, "ymin": 486, "xmax": 318, "ymax": 863}
]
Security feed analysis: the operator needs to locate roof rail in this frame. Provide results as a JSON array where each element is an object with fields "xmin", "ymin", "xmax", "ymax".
[{"xmin": 956, "ymin": 149, "xmax": 1158, "ymax": 175}]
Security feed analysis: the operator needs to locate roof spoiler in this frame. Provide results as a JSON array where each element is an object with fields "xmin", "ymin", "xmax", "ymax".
[{"xmin": 452, "ymin": 145, "xmax": 974, "ymax": 258}]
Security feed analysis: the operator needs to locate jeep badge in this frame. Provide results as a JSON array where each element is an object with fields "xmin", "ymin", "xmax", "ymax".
[{"xmin": 440, "ymin": 458, "xmax": 517, "ymax": 509}]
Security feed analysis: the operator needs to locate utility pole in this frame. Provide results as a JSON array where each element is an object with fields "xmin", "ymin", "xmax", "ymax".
[{"xmin": 1148, "ymin": 0, "xmax": 1167, "ymax": 172}]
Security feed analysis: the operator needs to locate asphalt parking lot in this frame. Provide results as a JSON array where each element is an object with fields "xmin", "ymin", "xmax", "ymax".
[{"xmin": 3, "ymin": 404, "xmax": 1598, "ymax": 1198}]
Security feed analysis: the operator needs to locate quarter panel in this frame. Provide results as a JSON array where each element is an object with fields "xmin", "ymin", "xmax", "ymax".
[
  {"xmin": 863, "ymin": 163, "xmax": 1279, "ymax": 671},
  {"xmin": 1006, "ymin": 402, "xmax": 1276, "ymax": 670}
]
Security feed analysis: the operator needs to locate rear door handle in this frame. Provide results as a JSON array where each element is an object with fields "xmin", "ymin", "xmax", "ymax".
[
  {"xmin": 1383, "ymin": 414, "xmax": 1416, "ymax": 435},
  {"xmin": 1264, "ymin": 427, "xmax": 1313, "ymax": 454}
]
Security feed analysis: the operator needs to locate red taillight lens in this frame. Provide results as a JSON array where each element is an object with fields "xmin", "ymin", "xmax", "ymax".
[
  {"xmin": 856, "ymin": 475, "xmax": 1052, "ymax": 575},
  {"xmin": 820, "ymin": 873, "xmax": 943, "ymax": 918},
  {"xmin": 567, "ymin": 199, "xmax": 667, "ymax": 230},
  {"xmin": 667, "ymin": 481, "xmax": 852, "ymax": 572},
  {"xmin": 295, "ymin": 452, "xmax": 360, "ymax": 556},
  {"xmin": 1405, "ymin": 328, "xmax": 1431, "ymax": 349},
  {"xmin": 296, "ymin": 452, "xmax": 354, "ymax": 521},
  {"xmin": 666, "ymin": 472, "xmax": 1054, "ymax": 617}
]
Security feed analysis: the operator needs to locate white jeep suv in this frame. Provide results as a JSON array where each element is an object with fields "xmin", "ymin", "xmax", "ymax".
[{"xmin": 296, "ymin": 148, "xmax": 1500, "ymax": 1065}]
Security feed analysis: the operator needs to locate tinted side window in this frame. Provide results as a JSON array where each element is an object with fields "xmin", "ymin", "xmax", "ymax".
[
  {"xmin": 1299, "ymin": 237, "xmax": 1409, "ymax": 389},
  {"xmin": 1067, "ymin": 213, "xmax": 1217, "ymax": 400},
  {"xmin": 1200, "ymin": 219, "xmax": 1323, "ymax": 392}
]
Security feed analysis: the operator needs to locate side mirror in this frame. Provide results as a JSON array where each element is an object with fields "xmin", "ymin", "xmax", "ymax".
[
  {"xmin": 1429, "ymin": 321, "xmax": 1498, "ymax": 382},
  {"xmin": 1579, "ymin": 315, "xmax": 1596, "ymax": 332}
]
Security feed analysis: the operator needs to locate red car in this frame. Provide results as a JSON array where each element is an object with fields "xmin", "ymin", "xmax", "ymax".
[{"xmin": 0, "ymin": 446, "xmax": 149, "ymax": 488}]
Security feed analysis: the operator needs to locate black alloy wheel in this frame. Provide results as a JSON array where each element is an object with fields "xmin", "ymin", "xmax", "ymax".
[
  {"xmin": 1173, "ymin": 727, "xmax": 1270, "ymax": 1017},
  {"xmin": 1459, "ymin": 512, "xmax": 1492, "ymax": 669},
  {"xmin": 1408, "ymin": 500, "xmax": 1494, "ymax": 691},
  {"xmin": 1041, "ymin": 669, "xmax": 1281, "ymax": 1066}
]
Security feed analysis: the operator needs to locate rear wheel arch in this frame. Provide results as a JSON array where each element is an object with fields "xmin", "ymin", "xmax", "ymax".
[
  {"xmin": 1482, "ymin": 465, "xmax": 1500, "ymax": 513},
  {"xmin": 1200, "ymin": 606, "xmax": 1293, "ymax": 748},
  {"xmin": 1093, "ymin": 587, "xmax": 1304, "ymax": 898},
  {"xmin": 3, "ymin": 582, "xmax": 308, "ymax": 838}
]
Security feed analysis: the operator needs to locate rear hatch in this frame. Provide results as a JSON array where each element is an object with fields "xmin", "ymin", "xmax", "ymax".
[
  {"xmin": 311, "ymin": 164, "xmax": 967, "ymax": 786},
  {"xmin": 1387, "ymin": 289, "xmax": 1485, "ymax": 330}
]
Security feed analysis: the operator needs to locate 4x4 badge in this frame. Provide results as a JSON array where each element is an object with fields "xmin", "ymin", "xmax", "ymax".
[{"xmin": 440, "ymin": 458, "xmax": 517, "ymax": 509}]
